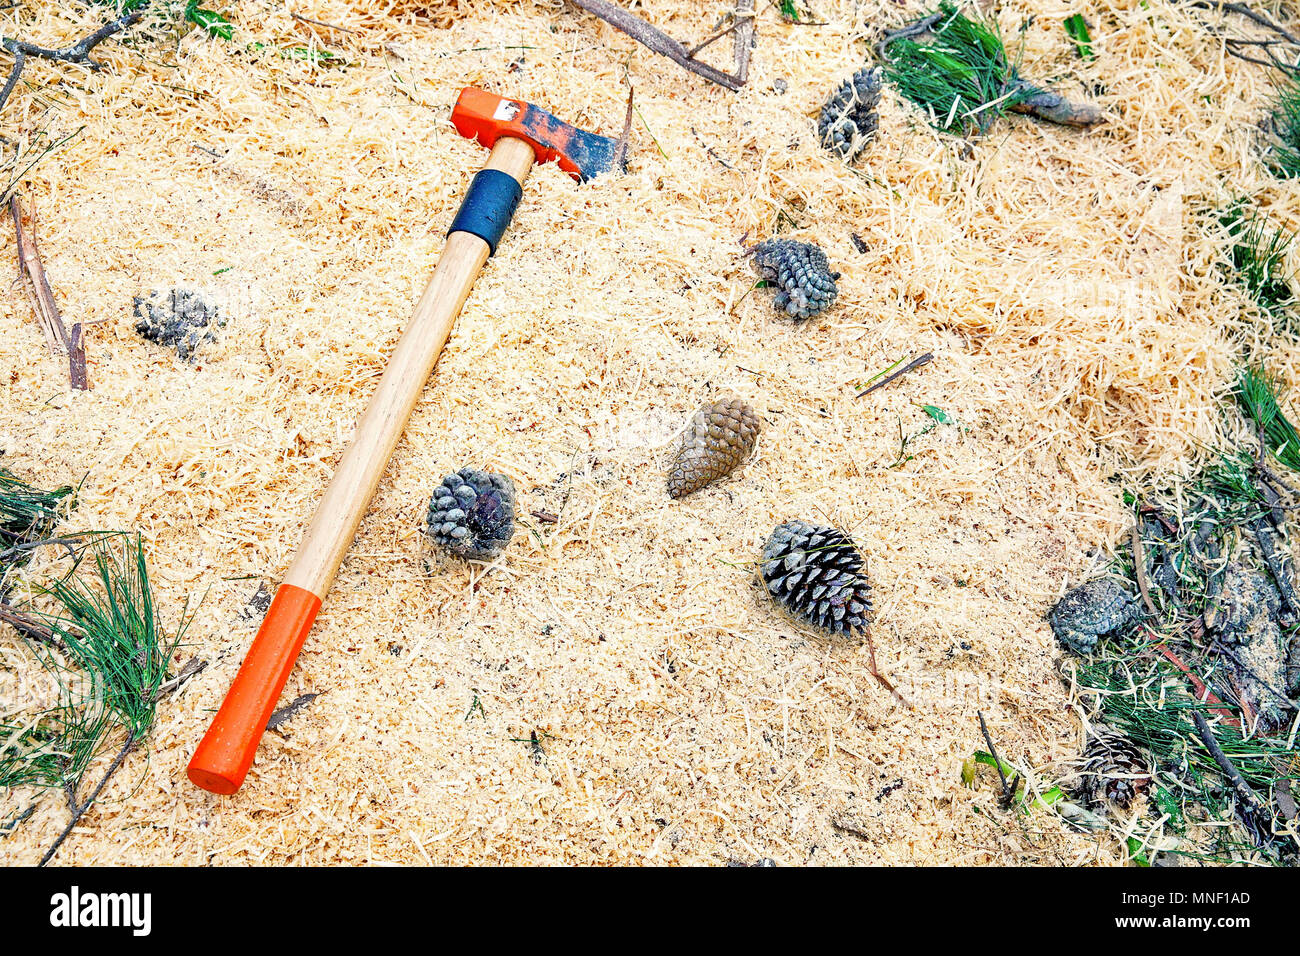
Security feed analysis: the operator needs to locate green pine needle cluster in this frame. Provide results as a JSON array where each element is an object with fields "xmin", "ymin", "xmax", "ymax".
[
  {"xmin": 1264, "ymin": 79, "xmax": 1300, "ymax": 180},
  {"xmin": 1218, "ymin": 201, "xmax": 1296, "ymax": 320},
  {"xmin": 0, "ymin": 468, "xmax": 74, "ymax": 554},
  {"xmin": 882, "ymin": 2, "xmax": 1034, "ymax": 134},
  {"xmin": 1236, "ymin": 366, "xmax": 1300, "ymax": 472},
  {"xmin": 1, "ymin": 534, "xmax": 188, "ymax": 800}
]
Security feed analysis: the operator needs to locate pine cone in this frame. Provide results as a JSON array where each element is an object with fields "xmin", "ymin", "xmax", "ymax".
[
  {"xmin": 667, "ymin": 398, "xmax": 760, "ymax": 499},
  {"xmin": 133, "ymin": 288, "xmax": 220, "ymax": 362},
  {"xmin": 425, "ymin": 468, "xmax": 516, "ymax": 560},
  {"xmin": 760, "ymin": 520, "xmax": 872, "ymax": 636},
  {"xmin": 819, "ymin": 66, "xmax": 884, "ymax": 159},
  {"xmin": 751, "ymin": 239, "xmax": 840, "ymax": 319},
  {"xmin": 1081, "ymin": 726, "xmax": 1152, "ymax": 810},
  {"xmin": 1048, "ymin": 577, "xmax": 1141, "ymax": 655}
]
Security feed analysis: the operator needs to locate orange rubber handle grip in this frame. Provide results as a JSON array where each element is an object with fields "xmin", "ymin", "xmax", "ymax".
[{"xmin": 187, "ymin": 584, "xmax": 321, "ymax": 794}]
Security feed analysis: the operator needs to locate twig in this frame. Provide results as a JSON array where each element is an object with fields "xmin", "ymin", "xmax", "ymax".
[
  {"xmin": 569, "ymin": 0, "xmax": 755, "ymax": 91},
  {"xmin": 0, "ymin": 46, "xmax": 23, "ymax": 113},
  {"xmin": 1130, "ymin": 521, "xmax": 1158, "ymax": 615},
  {"xmin": 734, "ymin": 0, "xmax": 756, "ymax": 85},
  {"xmin": 10, "ymin": 195, "xmax": 88, "ymax": 389},
  {"xmin": 155, "ymin": 656, "xmax": 207, "ymax": 699},
  {"xmin": 0, "ymin": 804, "xmax": 35, "ymax": 837},
  {"xmin": 613, "ymin": 75, "xmax": 634, "ymax": 172},
  {"xmin": 40, "ymin": 731, "xmax": 137, "ymax": 866},
  {"xmin": 977, "ymin": 710, "xmax": 1019, "ymax": 809},
  {"xmin": 0, "ymin": 601, "xmax": 64, "ymax": 648},
  {"xmin": 1, "ymin": 6, "xmax": 148, "ymax": 67},
  {"xmin": 856, "ymin": 353, "xmax": 933, "ymax": 397},
  {"xmin": 0, "ymin": 5, "xmax": 150, "ymax": 113},
  {"xmin": 1190, "ymin": 0, "xmax": 1300, "ymax": 47},
  {"xmin": 289, "ymin": 11, "xmax": 359, "ymax": 34},
  {"xmin": 685, "ymin": 17, "xmax": 742, "ymax": 59},
  {"xmin": 9, "ymin": 195, "xmax": 64, "ymax": 353},
  {"xmin": 266, "ymin": 692, "xmax": 319, "ymax": 731},
  {"xmin": 1190, "ymin": 711, "xmax": 1273, "ymax": 843},
  {"xmin": 864, "ymin": 629, "xmax": 910, "ymax": 707},
  {"xmin": 876, "ymin": 11, "xmax": 943, "ymax": 61},
  {"xmin": 67, "ymin": 322, "xmax": 86, "ymax": 391}
]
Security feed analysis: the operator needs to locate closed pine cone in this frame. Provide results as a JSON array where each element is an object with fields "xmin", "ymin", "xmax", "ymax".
[{"xmin": 667, "ymin": 398, "xmax": 760, "ymax": 498}]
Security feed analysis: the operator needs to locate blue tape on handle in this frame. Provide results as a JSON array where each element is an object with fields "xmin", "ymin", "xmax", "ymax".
[{"xmin": 448, "ymin": 169, "xmax": 523, "ymax": 255}]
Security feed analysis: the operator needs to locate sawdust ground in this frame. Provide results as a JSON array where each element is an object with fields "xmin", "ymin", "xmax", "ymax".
[{"xmin": 1, "ymin": 0, "xmax": 1297, "ymax": 864}]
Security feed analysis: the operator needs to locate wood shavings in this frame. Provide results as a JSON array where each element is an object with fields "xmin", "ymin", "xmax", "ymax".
[{"xmin": 0, "ymin": 0, "xmax": 1291, "ymax": 867}]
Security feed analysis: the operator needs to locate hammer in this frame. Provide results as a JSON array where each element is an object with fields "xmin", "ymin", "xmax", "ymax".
[{"xmin": 188, "ymin": 89, "xmax": 619, "ymax": 795}]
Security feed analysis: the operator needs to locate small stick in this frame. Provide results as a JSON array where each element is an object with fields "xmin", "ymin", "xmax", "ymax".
[
  {"xmin": 977, "ymin": 710, "xmax": 1019, "ymax": 809},
  {"xmin": 876, "ymin": 12, "xmax": 944, "ymax": 60},
  {"xmin": 685, "ymin": 18, "xmax": 742, "ymax": 59},
  {"xmin": 9, "ymin": 195, "xmax": 88, "ymax": 389},
  {"xmin": 569, "ymin": 0, "xmax": 754, "ymax": 91},
  {"xmin": 0, "ymin": 602, "xmax": 64, "ymax": 648},
  {"xmin": 1190, "ymin": 711, "xmax": 1272, "ymax": 840},
  {"xmin": 1130, "ymin": 521, "xmax": 1158, "ymax": 615},
  {"xmin": 0, "ymin": 804, "xmax": 35, "ymax": 837},
  {"xmin": 67, "ymin": 322, "xmax": 86, "ymax": 391},
  {"xmin": 864, "ymin": 630, "xmax": 909, "ymax": 707},
  {"xmin": 10, "ymin": 195, "xmax": 65, "ymax": 354},
  {"xmin": 289, "ymin": 11, "xmax": 359, "ymax": 34},
  {"xmin": 155, "ymin": 657, "xmax": 207, "ymax": 699},
  {"xmin": 856, "ymin": 353, "xmax": 933, "ymax": 397},
  {"xmin": 40, "ymin": 732, "xmax": 137, "ymax": 866},
  {"xmin": 613, "ymin": 76, "xmax": 634, "ymax": 172},
  {"xmin": 0, "ymin": 47, "xmax": 23, "ymax": 114},
  {"xmin": 1191, "ymin": 0, "xmax": 1300, "ymax": 48},
  {"xmin": 1, "ymin": 6, "xmax": 148, "ymax": 67}
]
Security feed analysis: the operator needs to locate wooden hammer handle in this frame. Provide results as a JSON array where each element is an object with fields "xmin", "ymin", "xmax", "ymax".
[{"xmin": 188, "ymin": 137, "xmax": 536, "ymax": 795}]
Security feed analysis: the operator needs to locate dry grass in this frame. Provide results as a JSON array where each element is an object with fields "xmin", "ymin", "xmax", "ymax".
[{"xmin": 0, "ymin": 0, "xmax": 1297, "ymax": 864}]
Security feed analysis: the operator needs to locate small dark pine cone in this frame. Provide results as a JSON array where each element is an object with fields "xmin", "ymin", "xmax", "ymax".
[
  {"xmin": 751, "ymin": 239, "xmax": 840, "ymax": 320},
  {"xmin": 425, "ymin": 468, "xmax": 516, "ymax": 560},
  {"xmin": 760, "ymin": 520, "xmax": 872, "ymax": 636},
  {"xmin": 133, "ymin": 288, "xmax": 220, "ymax": 361},
  {"xmin": 1080, "ymin": 725, "xmax": 1152, "ymax": 810},
  {"xmin": 1048, "ymin": 577, "xmax": 1141, "ymax": 655},
  {"xmin": 667, "ymin": 397, "xmax": 760, "ymax": 499},
  {"xmin": 818, "ymin": 66, "xmax": 884, "ymax": 160}
]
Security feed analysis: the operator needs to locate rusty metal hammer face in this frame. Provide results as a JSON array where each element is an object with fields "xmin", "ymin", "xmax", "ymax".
[{"xmin": 453, "ymin": 87, "xmax": 620, "ymax": 182}]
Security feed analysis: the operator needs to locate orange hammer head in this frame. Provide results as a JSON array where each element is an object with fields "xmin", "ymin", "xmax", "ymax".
[{"xmin": 452, "ymin": 88, "xmax": 620, "ymax": 182}]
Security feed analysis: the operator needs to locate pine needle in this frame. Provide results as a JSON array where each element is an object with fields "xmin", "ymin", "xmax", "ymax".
[
  {"xmin": 882, "ymin": 2, "xmax": 1035, "ymax": 135},
  {"xmin": 1, "ymin": 533, "xmax": 191, "ymax": 854},
  {"xmin": 1236, "ymin": 366, "xmax": 1300, "ymax": 472},
  {"xmin": 0, "ymin": 468, "xmax": 74, "ymax": 553},
  {"xmin": 1264, "ymin": 77, "xmax": 1300, "ymax": 180},
  {"xmin": 1218, "ymin": 201, "xmax": 1296, "ymax": 321}
]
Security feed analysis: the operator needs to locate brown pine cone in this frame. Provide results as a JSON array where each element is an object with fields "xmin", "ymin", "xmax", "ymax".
[{"xmin": 666, "ymin": 398, "xmax": 760, "ymax": 499}]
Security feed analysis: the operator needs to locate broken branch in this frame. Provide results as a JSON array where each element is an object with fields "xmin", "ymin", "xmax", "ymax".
[
  {"xmin": 569, "ymin": 0, "xmax": 755, "ymax": 91},
  {"xmin": 857, "ymin": 353, "xmax": 933, "ymax": 398},
  {"xmin": 0, "ymin": 5, "xmax": 150, "ymax": 113},
  {"xmin": 40, "ymin": 731, "xmax": 137, "ymax": 866},
  {"xmin": 9, "ymin": 194, "xmax": 88, "ymax": 390}
]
